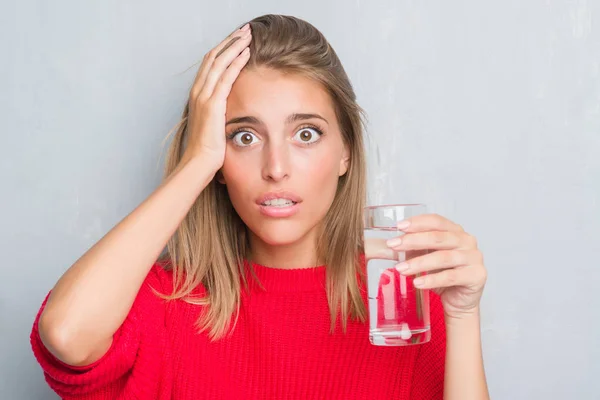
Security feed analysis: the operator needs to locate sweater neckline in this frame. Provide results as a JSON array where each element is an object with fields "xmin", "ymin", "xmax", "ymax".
[{"xmin": 243, "ymin": 260, "xmax": 327, "ymax": 293}]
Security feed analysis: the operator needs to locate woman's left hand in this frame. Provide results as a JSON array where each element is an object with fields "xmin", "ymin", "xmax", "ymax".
[{"xmin": 384, "ymin": 213, "xmax": 487, "ymax": 320}]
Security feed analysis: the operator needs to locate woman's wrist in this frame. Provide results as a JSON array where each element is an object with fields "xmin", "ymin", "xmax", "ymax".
[
  {"xmin": 444, "ymin": 305, "xmax": 481, "ymax": 328},
  {"xmin": 443, "ymin": 305, "xmax": 489, "ymax": 400}
]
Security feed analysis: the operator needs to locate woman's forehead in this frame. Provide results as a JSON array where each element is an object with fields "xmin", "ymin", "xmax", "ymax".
[{"xmin": 227, "ymin": 67, "xmax": 336, "ymax": 121}]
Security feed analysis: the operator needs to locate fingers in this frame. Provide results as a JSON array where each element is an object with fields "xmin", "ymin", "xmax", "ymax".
[
  {"xmin": 211, "ymin": 47, "xmax": 251, "ymax": 100},
  {"xmin": 387, "ymin": 231, "xmax": 466, "ymax": 251},
  {"xmin": 190, "ymin": 23, "xmax": 251, "ymax": 101},
  {"xmin": 397, "ymin": 213, "xmax": 465, "ymax": 234},
  {"xmin": 199, "ymin": 29, "xmax": 252, "ymax": 101},
  {"xmin": 412, "ymin": 268, "xmax": 470, "ymax": 289},
  {"xmin": 364, "ymin": 238, "xmax": 397, "ymax": 261},
  {"xmin": 216, "ymin": 23, "xmax": 251, "ymax": 56},
  {"xmin": 395, "ymin": 249, "xmax": 480, "ymax": 275},
  {"xmin": 412, "ymin": 265, "xmax": 487, "ymax": 290}
]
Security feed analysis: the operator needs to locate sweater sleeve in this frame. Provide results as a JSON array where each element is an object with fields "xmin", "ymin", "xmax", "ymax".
[
  {"xmin": 30, "ymin": 263, "xmax": 169, "ymax": 400},
  {"xmin": 410, "ymin": 291, "xmax": 447, "ymax": 400}
]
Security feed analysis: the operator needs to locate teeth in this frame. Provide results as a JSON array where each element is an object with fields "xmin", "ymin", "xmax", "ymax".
[{"xmin": 262, "ymin": 198, "xmax": 296, "ymax": 207}]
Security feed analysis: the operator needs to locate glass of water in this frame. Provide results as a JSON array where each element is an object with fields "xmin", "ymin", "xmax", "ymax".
[{"xmin": 364, "ymin": 204, "xmax": 431, "ymax": 346}]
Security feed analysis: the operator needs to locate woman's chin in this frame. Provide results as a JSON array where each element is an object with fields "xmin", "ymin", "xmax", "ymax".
[
  {"xmin": 248, "ymin": 221, "xmax": 312, "ymax": 247},
  {"xmin": 253, "ymin": 231, "xmax": 304, "ymax": 247}
]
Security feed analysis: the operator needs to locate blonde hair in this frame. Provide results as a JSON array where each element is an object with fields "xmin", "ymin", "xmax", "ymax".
[{"xmin": 159, "ymin": 14, "xmax": 368, "ymax": 340}]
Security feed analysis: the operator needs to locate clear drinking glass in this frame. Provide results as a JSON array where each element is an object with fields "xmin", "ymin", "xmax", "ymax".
[{"xmin": 364, "ymin": 204, "xmax": 431, "ymax": 346}]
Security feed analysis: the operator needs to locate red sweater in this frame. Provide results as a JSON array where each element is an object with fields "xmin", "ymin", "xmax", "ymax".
[{"xmin": 31, "ymin": 260, "xmax": 446, "ymax": 399}]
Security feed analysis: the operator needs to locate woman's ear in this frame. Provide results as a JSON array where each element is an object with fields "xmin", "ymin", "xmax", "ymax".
[
  {"xmin": 338, "ymin": 146, "xmax": 350, "ymax": 176},
  {"xmin": 216, "ymin": 170, "xmax": 226, "ymax": 184}
]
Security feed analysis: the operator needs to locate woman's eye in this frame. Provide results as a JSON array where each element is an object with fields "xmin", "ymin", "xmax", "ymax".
[
  {"xmin": 231, "ymin": 131, "xmax": 258, "ymax": 146},
  {"xmin": 293, "ymin": 127, "xmax": 322, "ymax": 144}
]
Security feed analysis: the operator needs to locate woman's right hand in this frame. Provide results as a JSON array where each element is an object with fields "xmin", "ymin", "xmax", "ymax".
[{"xmin": 180, "ymin": 23, "xmax": 252, "ymax": 172}]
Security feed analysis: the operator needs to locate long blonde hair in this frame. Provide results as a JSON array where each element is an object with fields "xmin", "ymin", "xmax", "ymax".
[{"xmin": 159, "ymin": 14, "xmax": 368, "ymax": 340}]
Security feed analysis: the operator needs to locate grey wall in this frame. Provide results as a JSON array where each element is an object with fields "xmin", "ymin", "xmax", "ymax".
[{"xmin": 2, "ymin": 1, "xmax": 598, "ymax": 399}]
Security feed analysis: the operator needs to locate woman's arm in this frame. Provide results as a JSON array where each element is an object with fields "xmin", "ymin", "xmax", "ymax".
[
  {"xmin": 39, "ymin": 155, "xmax": 217, "ymax": 367},
  {"xmin": 383, "ymin": 213, "xmax": 490, "ymax": 399},
  {"xmin": 444, "ymin": 309, "xmax": 489, "ymax": 399},
  {"xmin": 38, "ymin": 23, "xmax": 254, "ymax": 368}
]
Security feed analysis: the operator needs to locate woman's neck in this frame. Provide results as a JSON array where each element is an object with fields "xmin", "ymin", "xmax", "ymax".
[{"xmin": 248, "ymin": 230, "xmax": 323, "ymax": 270}]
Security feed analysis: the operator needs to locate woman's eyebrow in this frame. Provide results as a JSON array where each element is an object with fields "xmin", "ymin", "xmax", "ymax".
[
  {"xmin": 226, "ymin": 116, "xmax": 262, "ymax": 126},
  {"xmin": 287, "ymin": 113, "xmax": 329, "ymax": 125},
  {"xmin": 226, "ymin": 113, "xmax": 329, "ymax": 126}
]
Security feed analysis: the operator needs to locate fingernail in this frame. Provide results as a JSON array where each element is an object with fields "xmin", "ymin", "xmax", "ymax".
[
  {"xmin": 395, "ymin": 262, "xmax": 409, "ymax": 272},
  {"xmin": 397, "ymin": 220, "xmax": 410, "ymax": 230},
  {"xmin": 386, "ymin": 238, "xmax": 402, "ymax": 247},
  {"xmin": 241, "ymin": 23, "xmax": 250, "ymax": 31},
  {"xmin": 413, "ymin": 277, "xmax": 424, "ymax": 287}
]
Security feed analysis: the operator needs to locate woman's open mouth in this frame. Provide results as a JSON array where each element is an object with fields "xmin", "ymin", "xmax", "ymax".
[
  {"xmin": 258, "ymin": 202, "xmax": 300, "ymax": 217},
  {"xmin": 256, "ymin": 192, "xmax": 302, "ymax": 217},
  {"xmin": 261, "ymin": 198, "xmax": 298, "ymax": 207}
]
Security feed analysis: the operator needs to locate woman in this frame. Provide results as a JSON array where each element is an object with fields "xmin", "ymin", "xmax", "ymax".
[{"xmin": 31, "ymin": 14, "xmax": 489, "ymax": 399}]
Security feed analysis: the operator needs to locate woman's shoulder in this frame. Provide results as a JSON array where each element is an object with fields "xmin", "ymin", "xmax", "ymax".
[
  {"xmin": 110, "ymin": 261, "xmax": 179, "ymax": 330},
  {"xmin": 144, "ymin": 259, "xmax": 209, "ymax": 305},
  {"xmin": 147, "ymin": 259, "xmax": 175, "ymax": 289}
]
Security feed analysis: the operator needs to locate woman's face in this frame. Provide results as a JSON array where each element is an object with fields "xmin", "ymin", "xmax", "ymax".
[{"xmin": 220, "ymin": 67, "xmax": 349, "ymax": 250}]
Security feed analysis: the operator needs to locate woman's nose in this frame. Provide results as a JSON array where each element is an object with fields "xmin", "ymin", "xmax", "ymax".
[{"xmin": 262, "ymin": 140, "xmax": 290, "ymax": 182}]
